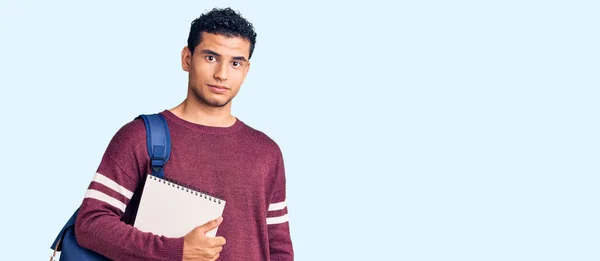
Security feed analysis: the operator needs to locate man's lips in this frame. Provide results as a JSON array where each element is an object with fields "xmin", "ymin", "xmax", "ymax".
[
  {"xmin": 208, "ymin": 84, "xmax": 229, "ymax": 93},
  {"xmin": 208, "ymin": 84, "xmax": 228, "ymax": 89}
]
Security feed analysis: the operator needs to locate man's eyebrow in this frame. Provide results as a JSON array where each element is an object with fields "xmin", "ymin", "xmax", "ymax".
[
  {"xmin": 232, "ymin": 56, "xmax": 248, "ymax": 62},
  {"xmin": 200, "ymin": 49, "xmax": 221, "ymax": 57},
  {"xmin": 199, "ymin": 49, "xmax": 247, "ymax": 62}
]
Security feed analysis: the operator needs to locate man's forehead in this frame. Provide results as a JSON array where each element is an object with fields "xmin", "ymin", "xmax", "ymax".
[{"xmin": 199, "ymin": 32, "xmax": 250, "ymax": 58}]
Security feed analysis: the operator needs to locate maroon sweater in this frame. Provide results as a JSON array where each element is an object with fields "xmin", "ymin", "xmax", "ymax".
[{"xmin": 74, "ymin": 110, "xmax": 293, "ymax": 261}]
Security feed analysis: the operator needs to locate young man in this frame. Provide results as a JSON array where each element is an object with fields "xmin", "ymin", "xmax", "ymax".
[{"xmin": 74, "ymin": 7, "xmax": 294, "ymax": 261}]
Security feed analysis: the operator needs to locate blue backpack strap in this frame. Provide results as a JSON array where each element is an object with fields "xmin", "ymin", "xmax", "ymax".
[
  {"xmin": 136, "ymin": 113, "xmax": 171, "ymax": 179},
  {"xmin": 49, "ymin": 113, "xmax": 172, "ymax": 260}
]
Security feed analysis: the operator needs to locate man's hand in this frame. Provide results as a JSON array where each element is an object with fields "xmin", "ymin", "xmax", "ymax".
[{"xmin": 183, "ymin": 217, "xmax": 226, "ymax": 261}]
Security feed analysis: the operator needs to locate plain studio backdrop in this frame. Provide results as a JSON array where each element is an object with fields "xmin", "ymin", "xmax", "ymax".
[{"xmin": 0, "ymin": 0, "xmax": 598, "ymax": 260}]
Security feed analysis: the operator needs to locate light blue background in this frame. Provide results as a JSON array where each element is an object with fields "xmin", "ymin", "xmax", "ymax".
[{"xmin": 1, "ymin": 0, "xmax": 598, "ymax": 260}]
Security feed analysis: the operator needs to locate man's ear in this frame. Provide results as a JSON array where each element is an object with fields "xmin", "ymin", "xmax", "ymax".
[{"xmin": 181, "ymin": 46, "xmax": 192, "ymax": 72}]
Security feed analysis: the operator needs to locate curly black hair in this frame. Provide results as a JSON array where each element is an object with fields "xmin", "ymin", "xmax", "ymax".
[{"xmin": 187, "ymin": 7, "xmax": 257, "ymax": 59}]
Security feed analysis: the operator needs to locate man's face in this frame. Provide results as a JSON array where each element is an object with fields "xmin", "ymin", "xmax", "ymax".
[{"xmin": 182, "ymin": 32, "xmax": 251, "ymax": 108}]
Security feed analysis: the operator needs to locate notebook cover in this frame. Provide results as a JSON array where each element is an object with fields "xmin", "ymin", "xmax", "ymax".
[{"xmin": 133, "ymin": 174, "xmax": 226, "ymax": 238}]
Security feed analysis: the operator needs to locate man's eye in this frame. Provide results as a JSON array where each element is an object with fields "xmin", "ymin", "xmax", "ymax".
[
  {"xmin": 232, "ymin": 61, "xmax": 240, "ymax": 67},
  {"xmin": 206, "ymin": 56, "xmax": 216, "ymax": 62}
]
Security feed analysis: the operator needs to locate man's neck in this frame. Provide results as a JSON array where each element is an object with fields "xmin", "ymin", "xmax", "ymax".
[{"xmin": 169, "ymin": 99, "xmax": 236, "ymax": 127}]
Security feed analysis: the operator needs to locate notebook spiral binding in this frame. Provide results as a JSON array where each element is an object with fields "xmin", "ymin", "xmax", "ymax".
[{"xmin": 148, "ymin": 175, "xmax": 224, "ymax": 204}]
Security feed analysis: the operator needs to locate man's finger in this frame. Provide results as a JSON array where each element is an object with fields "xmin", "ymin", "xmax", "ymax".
[
  {"xmin": 209, "ymin": 253, "xmax": 220, "ymax": 261},
  {"xmin": 209, "ymin": 236, "xmax": 226, "ymax": 247},
  {"xmin": 206, "ymin": 246, "xmax": 223, "ymax": 257},
  {"xmin": 197, "ymin": 216, "xmax": 223, "ymax": 234}
]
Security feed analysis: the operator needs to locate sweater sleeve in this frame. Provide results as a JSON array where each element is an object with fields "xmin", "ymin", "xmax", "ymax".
[
  {"xmin": 74, "ymin": 120, "xmax": 184, "ymax": 261},
  {"xmin": 266, "ymin": 151, "xmax": 294, "ymax": 260}
]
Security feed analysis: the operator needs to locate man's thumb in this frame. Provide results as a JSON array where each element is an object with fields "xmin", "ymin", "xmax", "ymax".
[{"xmin": 197, "ymin": 216, "xmax": 223, "ymax": 234}]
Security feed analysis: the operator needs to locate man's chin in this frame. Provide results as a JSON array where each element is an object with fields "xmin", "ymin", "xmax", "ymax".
[
  {"xmin": 191, "ymin": 89, "xmax": 232, "ymax": 108},
  {"xmin": 205, "ymin": 98, "xmax": 231, "ymax": 108}
]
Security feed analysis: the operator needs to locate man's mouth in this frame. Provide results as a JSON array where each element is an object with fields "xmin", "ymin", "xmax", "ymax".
[{"xmin": 208, "ymin": 84, "xmax": 229, "ymax": 93}]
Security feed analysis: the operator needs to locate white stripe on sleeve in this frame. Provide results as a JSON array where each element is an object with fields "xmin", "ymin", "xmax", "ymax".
[
  {"xmin": 92, "ymin": 172, "xmax": 134, "ymax": 199},
  {"xmin": 268, "ymin": 200, "xmax": 287, "ymax": 211},
  {"xmin": 84, "ymin": 189, "xmax": 127, "ymax": 212},
  {"xmin": 267, "ymin": 214, "xmax": 289, "ymax": 225}
]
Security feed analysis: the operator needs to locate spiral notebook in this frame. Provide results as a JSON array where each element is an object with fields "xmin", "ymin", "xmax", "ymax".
[{"xmin": 133, "ymin": 174, "xmax": 226, "ymax": 238}]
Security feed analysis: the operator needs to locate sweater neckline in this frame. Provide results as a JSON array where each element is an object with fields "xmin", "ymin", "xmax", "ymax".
[{"xmin": 160, "ymin": 109, "xmax": 245, "ymax": 135}]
